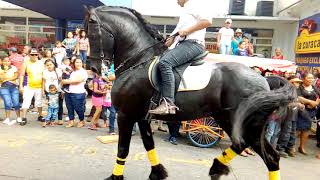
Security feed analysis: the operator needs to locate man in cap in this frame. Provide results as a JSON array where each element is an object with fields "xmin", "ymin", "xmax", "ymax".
[
  {"xmin": 231, "ymin": 28, "xmax": 243, "ymax": 55},
  {"xmin": 8, "ymin": 47, "xmax": 24, "ymax": 75},
  {"xmin": 19, "ymin": 49, "xmax": 45, "ymax": 125},
  {"xmin": 217, "ymin": 18, "xmax": 238, "ymax": 55}
]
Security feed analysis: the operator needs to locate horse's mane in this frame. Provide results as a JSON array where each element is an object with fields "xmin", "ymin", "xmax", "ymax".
[{"xmin": 97, "ymin": 6, "xmax": 165, "ymax": 42}]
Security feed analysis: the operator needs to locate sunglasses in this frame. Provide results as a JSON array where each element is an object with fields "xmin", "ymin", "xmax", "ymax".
[
  {"xmin": 226, "ymin": 22, "xmax": 231, "ymax": 24},
  {"xmin": 30, "ymin": 54, "xmax": 38, "ymax": 56}
]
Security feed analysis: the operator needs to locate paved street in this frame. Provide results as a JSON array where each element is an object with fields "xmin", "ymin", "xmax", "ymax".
[{"xmin": 1, "ymin": 103, "xmax": 320, "ymax": 180}]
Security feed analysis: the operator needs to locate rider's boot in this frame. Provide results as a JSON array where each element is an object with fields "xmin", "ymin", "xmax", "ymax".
[{"xmin": 149, "ymin": 98, "xmax": 178, "ymax": 115}]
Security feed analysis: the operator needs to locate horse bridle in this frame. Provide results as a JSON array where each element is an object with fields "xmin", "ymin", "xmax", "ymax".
[{"xmin": 87, "ymin": 9, "xmax": 182, "ymax": 75}]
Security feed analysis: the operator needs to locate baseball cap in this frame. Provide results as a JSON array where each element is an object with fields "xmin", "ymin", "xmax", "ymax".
[
  {"xmin": 235, "ymin": 28, "xmax": 243, "ymax": 34},
  {"xmin": 225, "ymin": 18, "xmax": 232, "ymax": 24},
  {"xmin": 30, "ymin": 48, "xmax": 39, "ymax": 55},
  {"xmin": 8, "ymin": 47, "xmax": 17, "ymax": 52}
]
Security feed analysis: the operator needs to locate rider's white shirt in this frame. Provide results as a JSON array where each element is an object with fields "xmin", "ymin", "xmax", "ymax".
[{"xmin": 171, "ymin": 0, "xmax": 212, "ymax": 47}]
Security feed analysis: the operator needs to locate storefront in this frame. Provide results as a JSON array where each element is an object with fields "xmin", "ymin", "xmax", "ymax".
[{"xmin": 295, "ymin": 13, "xmax": 320, "ymax": 72}]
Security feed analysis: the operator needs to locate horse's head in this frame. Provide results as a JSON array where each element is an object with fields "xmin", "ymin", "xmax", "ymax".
[
  {"xmin": 84, "ymin": 6, "xmax": 166, "ymax": 74},
  {"xmin": 84, "ymin": 6, "xmax": 115, "ymax": 73}
]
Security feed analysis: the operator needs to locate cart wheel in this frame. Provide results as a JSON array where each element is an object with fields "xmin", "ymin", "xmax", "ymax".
[{"xmin": 187, "ymin": 117, "xmax": 223, "ymax": 148}]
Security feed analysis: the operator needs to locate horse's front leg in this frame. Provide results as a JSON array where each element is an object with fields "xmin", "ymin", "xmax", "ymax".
[
  {"xmin": 105, "ymin": 112, "xmax": 135, "ymax": 180},
  {"xmin": 138, "ymin": 121, "xmax": 168, "ymax": 180}
]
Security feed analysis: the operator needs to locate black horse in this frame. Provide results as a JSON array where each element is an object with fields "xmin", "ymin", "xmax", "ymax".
[{"xmin": 84, "ymin": 6, "xmax": 295, "ymax": 180}]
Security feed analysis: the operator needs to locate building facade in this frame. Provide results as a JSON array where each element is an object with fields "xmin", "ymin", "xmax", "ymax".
[{"xmin": 0, "ymin": 0, "xmax": 303, "ymax": 61}]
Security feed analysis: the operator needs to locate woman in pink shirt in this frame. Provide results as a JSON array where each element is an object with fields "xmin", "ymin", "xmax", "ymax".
[{"xmin": 76, "ymin": 30, "xmax": 90, "ymax": 68}]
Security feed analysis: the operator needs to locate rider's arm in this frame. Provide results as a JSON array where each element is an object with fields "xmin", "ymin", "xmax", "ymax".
[{"xmin": 184, "ymin": 19, "xmax": 212, "ymax": 35}]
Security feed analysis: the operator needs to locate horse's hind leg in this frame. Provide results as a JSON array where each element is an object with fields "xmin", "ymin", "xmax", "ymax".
[
  {"xmin": 250, "ymin": 139, "xmax": 281, "ymax": 180},
  {"xmin": 209, "ymin": 144, "xmax": 246, "ymax": 180},
  {"xmin": 138, "ymin": 121, "xmax": 168, "ymax": 180},
  {"xmin": 106, "ymin": 113, "xmax": 135, "ymax": 180}
]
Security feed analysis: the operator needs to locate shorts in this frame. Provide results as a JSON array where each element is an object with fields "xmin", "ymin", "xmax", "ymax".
[
  {"xmin": 22, "ymin": 86, "xmax": 43, "ymax": 109},
  {"xmin": 92, "ymin": 95, "xmax": 103, "ymax": 107}
]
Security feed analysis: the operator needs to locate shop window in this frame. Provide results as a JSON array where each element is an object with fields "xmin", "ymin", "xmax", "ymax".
[
  {"xmin": 28, "ymin": 18, "xmax": 55, "ymax": 27},
  {"xmin": 28, "ymin": 33, "xmax": 56, "ymax": 49},
  {"xmin": 0, "ymin": 16, "xmax": 26, "ymax": 25},
  {"xmin": 0, "ymin": 31, "xmax": 27, "ymax": 51}
]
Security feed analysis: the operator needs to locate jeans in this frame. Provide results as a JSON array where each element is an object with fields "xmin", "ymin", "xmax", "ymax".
[
  {"xmin": 66, "ymin": 49, "xmax": 74, "ymax": 58},
  {"xmin": 277, "ymin": 118, "xmax": 297, "ymax": 152},
  {"xmin": 65, "ymin": 93, "xmax": 86, "ymax": 121},
  {"xmin": 102, "ymin": 105, "xmax": 116, "ymax": 131},
  {"xmin": 58, "ymin": 93, "xmax": 64, "ymax": 120},
  {"xmin": 265, "ymin": 120, "xmax": 281, "ymax": 147},
  {"xmin": 46, "ymin": 107, "xmax": 59, "ymax": 121},
  {"xmin": 158, "ymin": 40, "xmax": 204, "ymax": 102},
  {"xmin": 219, "ymin": 43, "xmax": 231, "ymax": 55},
  {"xmin": 79, "ymin": 50, "xmax": 87, "ymax": 64},
  {"xmin": 167, "ymin": 121, "xmax": 180, "ymax": 139},
  {"xmin": 0, "ymin": 86, "xmax": 20, "ymax": 110},
  {"xmin": 316, "ymin": 120, "xmax": 320, "ymax": 144}
]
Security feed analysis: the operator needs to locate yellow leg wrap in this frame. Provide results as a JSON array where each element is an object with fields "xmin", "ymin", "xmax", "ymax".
[
  {"xmin": 112, "ymin": 163, "xmax": 125, "ymax": 176},
  {"xmin": 216, "ymin": 147, "xmax": 237, "ymax": 166},
  {"xmin": 147, "ymin": 149, "xmax": 160, "ymax": 166},
  {"xmin": 269, "ymin": 170, "xmax": 281, "ymax": 180}
]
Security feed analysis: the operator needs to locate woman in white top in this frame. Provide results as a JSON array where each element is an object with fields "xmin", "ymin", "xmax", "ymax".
[
  {"xmin": 217, "ymin": 18, "xmax": 237, "ymax": 55},
  {"xmin": 43, "ymin": 59, "xmax": 66, "ymax": 125},
  {"xmin": 61, "ymin": 58, "xmax": 88, "ymax": 128}
]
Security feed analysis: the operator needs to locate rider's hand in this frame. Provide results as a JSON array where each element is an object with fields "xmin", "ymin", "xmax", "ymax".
[
  {"xmin": 165, "ymin": 37, "xmax": 174, "ymax": 47},
  {"xmin": 178, "ymin": 30, "xmax": 189, "ymax": 37}
]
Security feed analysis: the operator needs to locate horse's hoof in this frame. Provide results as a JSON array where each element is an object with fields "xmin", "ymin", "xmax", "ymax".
[
  {"xmin": 104, "ymin": 175, "xmax": 124, "ymax": 180},
  {"xmin": 210, "ymin": 174, "xmax": 222, "ymax": 180},
  {"xmin": 209, "ymin": 159, "xmax": 230, "ymax": 178},
  {"xmin": 149, "ymin": 164, "xmax": 168, "ymax": 180}
]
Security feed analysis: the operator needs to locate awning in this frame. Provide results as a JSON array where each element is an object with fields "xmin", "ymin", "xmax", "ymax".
[{"xmin": 2, "ymin": 0, "xmax": 104, "ymax": 20}]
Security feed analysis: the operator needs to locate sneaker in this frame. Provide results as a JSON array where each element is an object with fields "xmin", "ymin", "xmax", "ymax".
[
  {"xmin": 37, "ymin": 116, "xmax": 45, "ymax": 122},
  {"xmin": 287, "ymin": 149, "xmax": 296, "ymax": 157},
  {"xmin": 279, "ymin": 151, "xmax": 289, "ymax": 158},
  {"xmin": 169, "ymin": 137, "xmax": 178, "ymax": 145},
  {"xmin": 109, "ymin": 129, "xmax": 116, "ymax": 135},
  {"xmin": 16, "ymin": 117, "xmax": 22, "ymax": 123},
  {"xmin": 7, "ymin": 120, "xmax": 16, "ymax": 126},
  {"xmin": 65, "ymin": 117, "xmax": 69, "ymax": 122},
  {"xmin": 3, "ymin": 118, "xmax": 10, "ymax": 124},
  {"xmin": 20, "ymin": 118, "xmax": 27, "ymax": 126}
]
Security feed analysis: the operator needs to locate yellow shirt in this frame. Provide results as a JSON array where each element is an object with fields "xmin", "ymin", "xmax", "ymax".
[{"xmin": 26, "ymin": 59, "xmax": 44, "ymax": 89}]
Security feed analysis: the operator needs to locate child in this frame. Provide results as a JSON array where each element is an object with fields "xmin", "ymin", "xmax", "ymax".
[
  {"xmin": 43, "ymin": 84, "xmax": 59, "ymax": 127},
  {"xmin": 236, "ymin": 41, "xmax": 249, "ymax": 56},
  {"xmin": 60, "ymin": 58, "xmax": 72, "ymax": 92},
  {"xmin": 89, "ymin": 72, "xmax": 107, "ymax": 130},
  {"xmin": 52, "ymin": 41, "xmax": 67, "ymax": 66},
  {"xmin": 102, "ymin": 81, "xmax": 116, "ymax": 134},
  {"xmin": 62, "ymin": 32, "xmax": 77, "ymax": 58}
]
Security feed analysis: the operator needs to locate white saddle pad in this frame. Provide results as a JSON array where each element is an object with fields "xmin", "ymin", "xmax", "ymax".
[{"xmin": 178, "ymin": 62, "xmax": 213, "ymax": 92}]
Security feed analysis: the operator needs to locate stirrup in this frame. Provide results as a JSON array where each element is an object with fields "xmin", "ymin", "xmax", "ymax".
[{"xmin": 163, "ymin": 98, "xmax": 179, "ymax": 114}]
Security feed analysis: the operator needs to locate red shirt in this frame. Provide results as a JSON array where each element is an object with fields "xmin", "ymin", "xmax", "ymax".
[
  {"xmin": 272, "ymin": 55, "xmax": 284, "ymax": 60},
  {"xmin": 9, "ymin": 53, "xmax": 24, "ymax": 74}
]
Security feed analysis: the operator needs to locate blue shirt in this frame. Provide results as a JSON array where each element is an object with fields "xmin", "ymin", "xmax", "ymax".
[{"xmin": 231, "ymin": 37, "xmax": 242, "ymax": 55}]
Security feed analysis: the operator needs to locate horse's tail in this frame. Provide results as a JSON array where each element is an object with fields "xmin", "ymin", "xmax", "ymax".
[{"xmin": 232, "ymin": 76, "xmax": 296, "ymax": 154}]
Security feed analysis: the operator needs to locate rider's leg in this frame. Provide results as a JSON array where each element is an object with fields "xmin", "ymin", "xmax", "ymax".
[
  {"xmin": 138, "ymin": 121, "xmax": 168, "ymax": 180},
  {"xmin": 106, "ymin": 112, "xmax": 135, "ymax": 180},
  {"xmin": 149, "ymin": 40, "xmax": 204, "ymax": 115}
]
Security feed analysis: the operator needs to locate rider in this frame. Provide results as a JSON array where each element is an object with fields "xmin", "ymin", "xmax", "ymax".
[{"xmin": 149, "ymin": 0, "xmax": 212, "ymax": 115}]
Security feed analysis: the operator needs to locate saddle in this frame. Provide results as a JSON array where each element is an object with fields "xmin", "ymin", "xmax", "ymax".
[{"xmin": 148, "ymin": 51, "xmax": 212, "ymax": 92}]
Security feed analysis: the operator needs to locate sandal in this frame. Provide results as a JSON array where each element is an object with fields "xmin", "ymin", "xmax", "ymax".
[
  {"xmin": 245, "ymin": 148, "xmax": 255, "ymax": 156},
  {"xmin": 88, "ymin": 124, "xmax": 98, "ymax": 131},
  {"xmin": 240, "ymin": 151, "xmax": 249, "ymax": 157}
]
